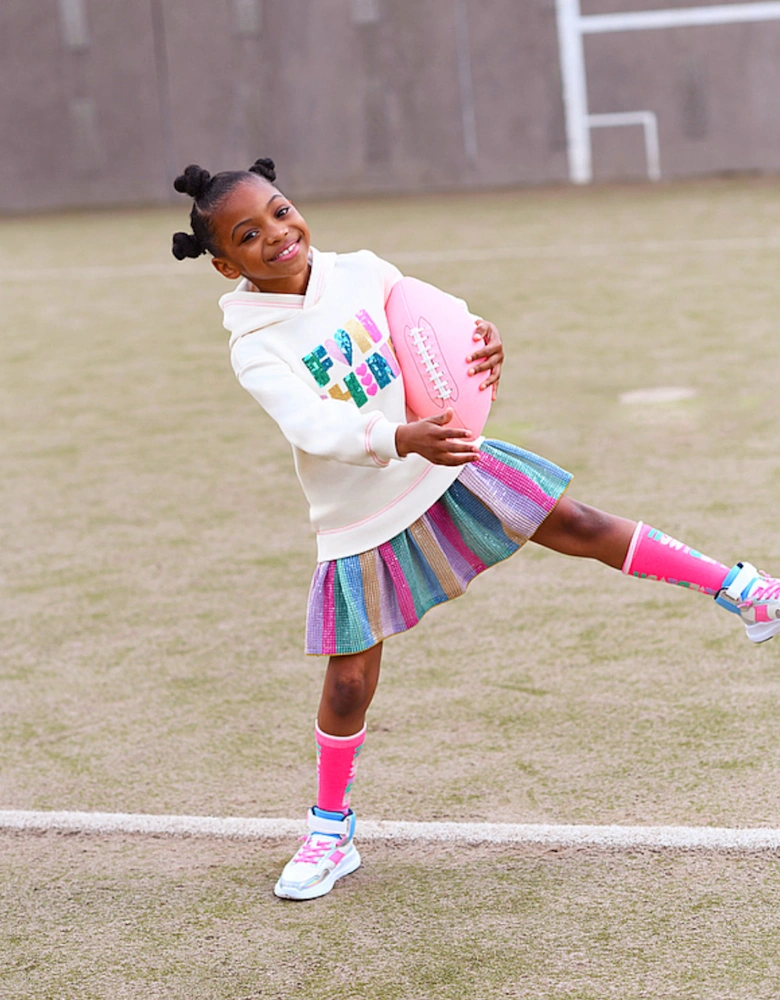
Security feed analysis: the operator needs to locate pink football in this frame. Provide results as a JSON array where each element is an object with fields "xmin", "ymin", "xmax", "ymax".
[{"xmin": 386, "ymin": 276, "xmax": 492, "ymax": 435}]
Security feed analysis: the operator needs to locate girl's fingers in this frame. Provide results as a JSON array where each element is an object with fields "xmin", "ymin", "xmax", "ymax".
[
  {"xmin": 430, "ymin": 434, "xmax": 479, "ymax": 452},
  {"xmin": 433, "ymin": 424, "xmax": 473, "ymax": 439},
  {"xmin": 469, "ymin": 359, "xmax": 503, "ymax": 376},
  {"xmin": 473, "ymin": 322, "xmax": 498, "ymax": 343},
  {"xmin": 467, "ymin": 347, "xmax": 503, "ymax": 367},
  {"xmin": 439, "ymin": 451, "xmax": 480, "ymax": 466},
  {"xmin": 469, "ymin": 321, "xmax": 502, "ymax": 397},
  {"xmin": 443, "ymin": 440, "xmax": 480, "ymax": 452}
]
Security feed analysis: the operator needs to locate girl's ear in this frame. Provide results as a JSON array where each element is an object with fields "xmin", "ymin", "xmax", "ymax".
[{"xmin": 212, "ymin": 256, "xmax": 242, "ymax": 280}]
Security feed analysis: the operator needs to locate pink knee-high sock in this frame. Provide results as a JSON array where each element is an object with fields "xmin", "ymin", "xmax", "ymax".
[
  {"xmin": 622, "ymin": 522, "xmax": 729, "ymax": 596},
  {"xmin": 315, "ymin": 723, "xmax": 366, "ymax": 815}
]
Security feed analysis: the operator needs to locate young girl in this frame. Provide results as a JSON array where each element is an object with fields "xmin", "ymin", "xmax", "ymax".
[{"xmin": 172, "ymin": 158, "xmax": 780, "ymax": 901}]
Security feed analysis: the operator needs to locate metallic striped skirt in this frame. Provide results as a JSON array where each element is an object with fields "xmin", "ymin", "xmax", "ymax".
[{"xmin": 305, "ymin": 440, "xmax": 572, "ymax": 655}]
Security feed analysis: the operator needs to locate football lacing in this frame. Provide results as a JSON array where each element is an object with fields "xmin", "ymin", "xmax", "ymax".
[{"xmin": 409, "ymin": 324, "xmax": 453, "ymax": 400}]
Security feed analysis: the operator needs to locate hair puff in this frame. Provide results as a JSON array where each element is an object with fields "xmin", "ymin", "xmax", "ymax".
[
  {"xmin": 171, "ymin": 231, "xmax": 204, "ymax": 260},
  {"xmin": 173, "ymin": 164, "xmax": 212, "ymax": 200},
  {"xmin": 248, "ymin": 158, "xmax": 277, "ymax": 182}
]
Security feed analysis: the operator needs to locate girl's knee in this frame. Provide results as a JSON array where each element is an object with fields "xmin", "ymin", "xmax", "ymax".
[
  {"xmin": 555, "ymin": 498, "xmax": 614, "ymax": 543},
  {"xmin": 323, "ymin": 652, "xmax": 377, "ymax": 718},
  {"xmin": 329, "ymin": 671, "xmax": 367, "ymax": 715}
]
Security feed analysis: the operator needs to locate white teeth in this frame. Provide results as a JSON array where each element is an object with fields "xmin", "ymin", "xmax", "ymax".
[{"xmin": 274, "ymin": 243, "xmax": 296, "ymax": 260}]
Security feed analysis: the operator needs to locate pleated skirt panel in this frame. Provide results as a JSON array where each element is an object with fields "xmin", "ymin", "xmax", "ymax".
[{"xmin": 305, "ymin": 440, "xmax": 572, "ymax": 656}]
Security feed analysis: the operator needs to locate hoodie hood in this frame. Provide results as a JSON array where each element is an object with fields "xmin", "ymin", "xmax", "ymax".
[{"xmin": 221, "ymin": 247, "xmax": 337, "ymax": 347}]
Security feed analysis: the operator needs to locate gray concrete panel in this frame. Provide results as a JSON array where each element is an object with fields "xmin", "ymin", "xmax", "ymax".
[
  {"xmin": 467, "ymin": 0, "xmax": 569, "ymax": 187},
  {"xmin": 0, "ymin": 0, "xmax": 168, "ymax": 211}
]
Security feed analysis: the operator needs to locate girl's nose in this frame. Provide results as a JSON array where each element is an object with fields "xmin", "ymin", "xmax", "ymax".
[{"xmin": 268, "ymin": 219, "xmax": 289, "ymax": 242}]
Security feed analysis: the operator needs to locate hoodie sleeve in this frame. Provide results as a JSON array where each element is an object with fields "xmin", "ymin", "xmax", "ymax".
[
  {"xmin": 373, "ymin": 253, "xmax": 403, "ymax": 302},
  {"xmin": 232, "ymin": 348, "xmax": 402, "ymax": 468}
]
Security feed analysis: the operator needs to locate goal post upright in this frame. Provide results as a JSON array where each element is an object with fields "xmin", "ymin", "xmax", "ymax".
[{"xmin": 556, "ymin": 0, "xmax": 592, "ymax": 185}]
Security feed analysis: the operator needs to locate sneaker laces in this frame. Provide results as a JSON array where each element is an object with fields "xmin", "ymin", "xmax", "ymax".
[
  {"xmin": 739, "ymin": 571, "xmax": 780, "ymax": 609},
  {"xmin": 294, "ymin": 833, "xmax": 340, "ymax": 864}
]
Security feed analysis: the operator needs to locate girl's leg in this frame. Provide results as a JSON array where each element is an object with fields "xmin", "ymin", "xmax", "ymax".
[
  {"xmin": 274, "ymin": 643, "xmax": 383, "ymax": 901},
  {"xmin": 313, "ymin": 643, "xmax": 383, "ymax": 817},
  {"xmin": 318, "ymin": 642, "xmax": 383, "ymax": 736},
  {"xmin": 531, "ymin": 496, "xmax": 728, "ymax": 591},
  {"xmin": 531, "ymin": 496, "xmax": 780, "ymax": 641},
  {"xmin": 529, "ymin": 496, "xmax": 636, "ymax": 569}
]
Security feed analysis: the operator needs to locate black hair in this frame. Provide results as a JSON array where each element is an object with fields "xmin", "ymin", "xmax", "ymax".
[{"xmin": 171, "ymin": 158, "xmax": 277, "ymax": 260}]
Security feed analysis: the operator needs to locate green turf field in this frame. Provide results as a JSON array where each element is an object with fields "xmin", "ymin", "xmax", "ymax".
[{"xmin": 2, "ymin": 178, "xmax": 780, "ymax": 998}]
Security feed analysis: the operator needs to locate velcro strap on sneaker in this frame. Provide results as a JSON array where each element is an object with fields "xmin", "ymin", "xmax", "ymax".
[
  {"xmin": 723, "ymin": 562, "xmax": 758, "ymax": 602},
  {"xmin": 307, "ymin": 808, "xmax": 351, "ymax": 837}
]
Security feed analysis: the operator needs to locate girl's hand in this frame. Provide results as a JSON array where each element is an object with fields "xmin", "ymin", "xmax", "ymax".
[
  {"xmin": 467, "ymin": 319, "xmax": 504, "ymax": 400},
  {"xmin": 395, "ymin": 409, "xmax": 480, "ymax": 466}
]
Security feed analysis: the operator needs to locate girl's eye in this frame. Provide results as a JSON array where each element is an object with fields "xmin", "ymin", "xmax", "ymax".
[
  {"xmin": 241, "ymin": 230, "xmax": 259, "ymax": 243},
  {"xmin": 276, "ymin": 206, "xmax": 290, "ymax": 218}
]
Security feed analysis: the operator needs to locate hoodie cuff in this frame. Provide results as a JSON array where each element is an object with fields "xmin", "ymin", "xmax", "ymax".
[{"xmin": 365, "ymin": 415, "xmax": 402, "ymax": 466}]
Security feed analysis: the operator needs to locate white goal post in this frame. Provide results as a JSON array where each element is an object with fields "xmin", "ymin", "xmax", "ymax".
[{"xmin": 556, "ymin": 0, "xmax": 780, "ymax": 183}]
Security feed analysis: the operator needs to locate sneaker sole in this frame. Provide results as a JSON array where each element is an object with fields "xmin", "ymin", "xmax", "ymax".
[
  {"xmin": 273, "ymin": 846, "xmax": 361, "ymax": 901},
  {"xmin": 745, "ymin": 619, "xmax": 780, "ymax": 643}
]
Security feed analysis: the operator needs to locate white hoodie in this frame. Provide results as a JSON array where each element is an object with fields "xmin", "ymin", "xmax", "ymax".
[{"xmin": 221, "ymin": 247, "xmax": 463, "ymax": 561}]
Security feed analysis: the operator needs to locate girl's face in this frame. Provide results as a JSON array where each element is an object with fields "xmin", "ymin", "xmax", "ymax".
[{"xmin": 210, "ymin": 177, "xmax": 312, "ymax": 294}]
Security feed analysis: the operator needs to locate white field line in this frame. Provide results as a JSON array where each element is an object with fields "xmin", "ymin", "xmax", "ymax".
[
  {"xmin": 3, "ymin": 235, "xmax": 780, "ymax": 282},
  {"xmin": 2, "ymin": 810, "xmax": 780, "ymax": 851}
]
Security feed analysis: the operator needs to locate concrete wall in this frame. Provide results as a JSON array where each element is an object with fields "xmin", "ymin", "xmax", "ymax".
[
  {"xmin": 0, "ymin": 0, "xmax": 169, "ymax": 210},
  {"xmin": 1, "ymin": 0, "xmax": 779, "ymax": 211}
]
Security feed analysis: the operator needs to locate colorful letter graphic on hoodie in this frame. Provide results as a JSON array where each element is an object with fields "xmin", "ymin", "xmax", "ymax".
[{"xmin": 302, "ymin": 310, "xmax": 400, "ymax": 407}]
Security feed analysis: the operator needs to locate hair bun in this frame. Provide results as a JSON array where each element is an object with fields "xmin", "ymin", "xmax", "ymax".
[
  {"xmin": 171, "ymin": 231, "xmax": 204, "ymax": 260},
  {"xmin": 249, "ymin": 158, "xmax": 276, "ymax": 182},
  {"xmin": 173, "ymin": 164, "xmax": 212, "ymax": 199}
]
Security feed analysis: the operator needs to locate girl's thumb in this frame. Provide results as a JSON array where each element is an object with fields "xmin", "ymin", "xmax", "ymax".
[{"xmin": 432, "ymin": 408, "xmax": 454, "ymax": 425}]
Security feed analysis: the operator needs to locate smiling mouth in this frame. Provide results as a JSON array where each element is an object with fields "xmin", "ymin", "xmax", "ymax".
[{"xmin": 270, "ymin": 239, "xmax": 300, "ymax": 262}]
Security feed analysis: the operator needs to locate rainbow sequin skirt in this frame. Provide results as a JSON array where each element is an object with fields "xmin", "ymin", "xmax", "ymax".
[{"xmin": 305, "ymin": 439, "xmax": 571, "ymax": 655}]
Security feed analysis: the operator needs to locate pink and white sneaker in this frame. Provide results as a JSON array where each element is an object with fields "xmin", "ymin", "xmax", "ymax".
[
  {"xmin": 274, "ymin": 808, "xmax": 360, "ymax": 900},
  {"xmin": 715, "ymin": 562, "xmax": 780, "ymax": 643}
]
